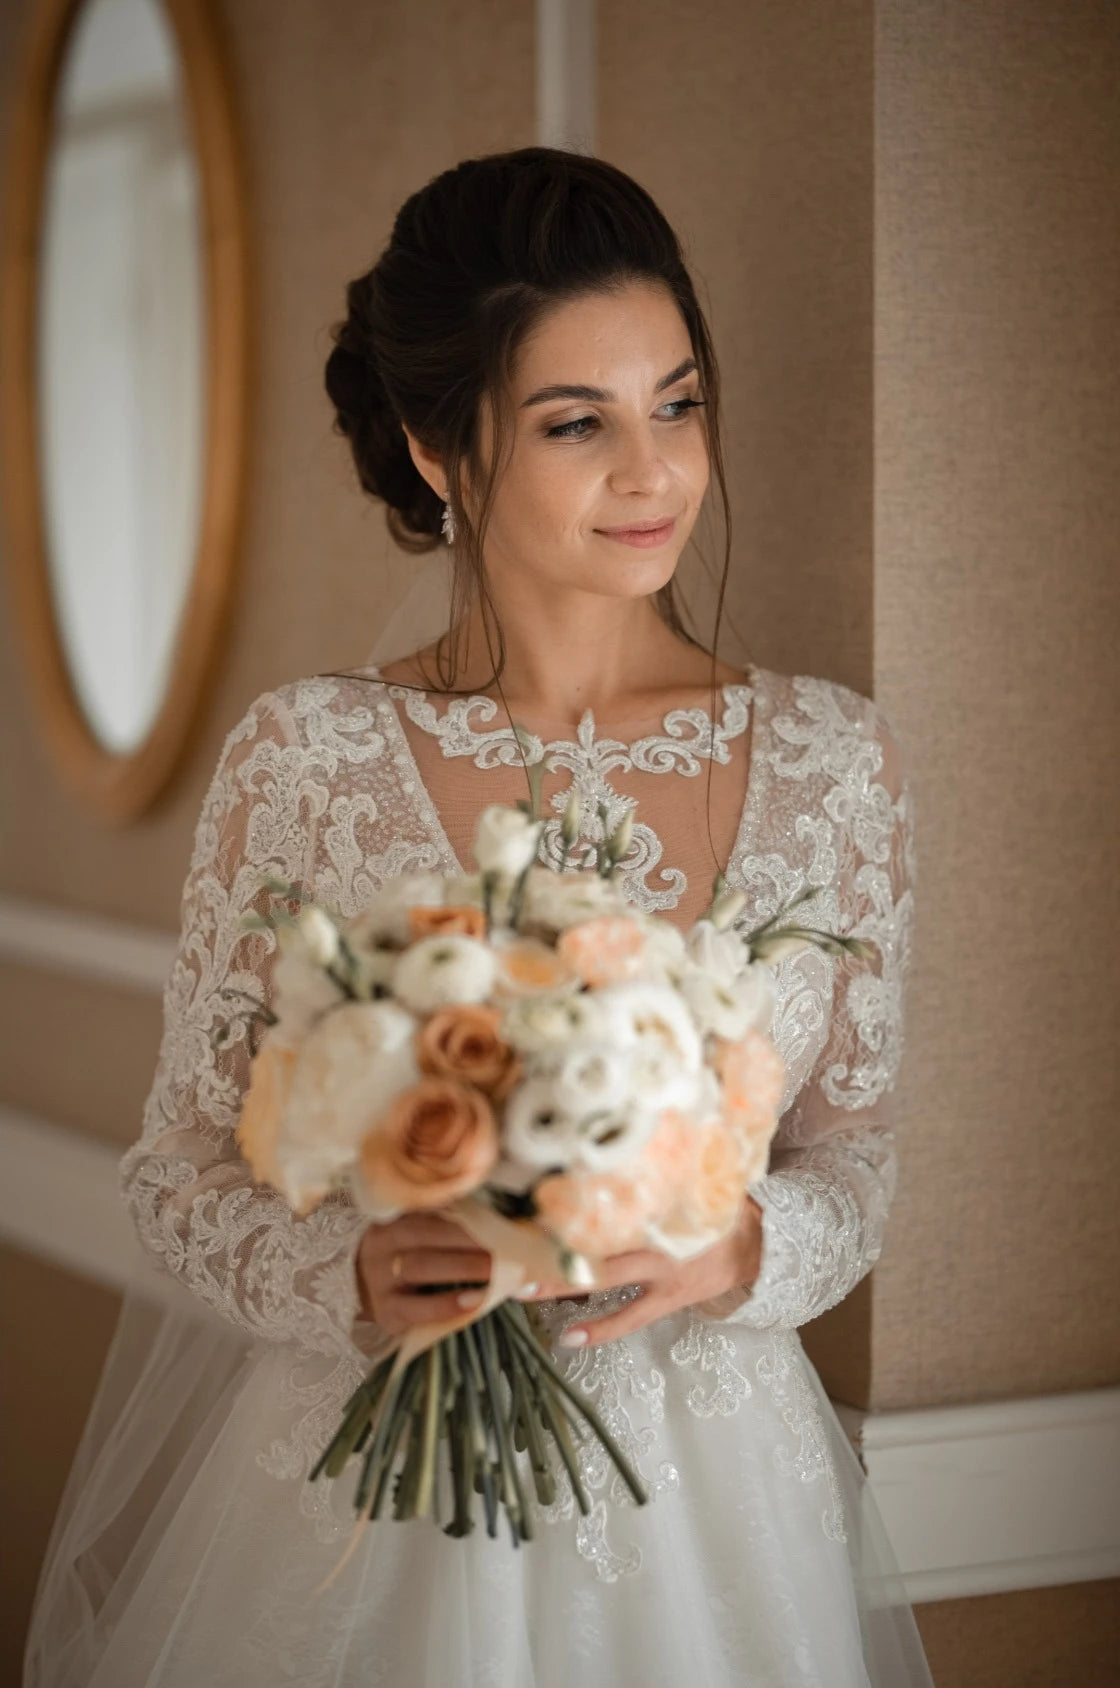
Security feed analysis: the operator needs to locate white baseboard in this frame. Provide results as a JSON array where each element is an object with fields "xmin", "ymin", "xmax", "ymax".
[
  {"xmin": 0, "ymin": 1101, "xmax": 1117, "ymax": 1606},
  {"xmin": 0, "ymin": 893, "xmax": 175, "ymax": 994}
]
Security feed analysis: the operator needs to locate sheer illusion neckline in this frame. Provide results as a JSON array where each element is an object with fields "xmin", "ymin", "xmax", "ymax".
[
  {"xmin": 353, "ymin": 664, "xmax": 769, "ymax": 918},
  {"xmin": 359, "ymin": 662, "xmax": 758, "ymax": 742}
]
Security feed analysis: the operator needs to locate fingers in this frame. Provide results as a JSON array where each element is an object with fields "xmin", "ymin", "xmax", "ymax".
[
  {"xmin": 389, "ymin": 1249, "xmax": 492, "ymax": 1288},
  {"xmin": 560, "ymin": 1288, "xmax": 663, "ymax": 1350},
  {"xmin": 381, "ymin": 1284, "xmax": 489, "ymax": 1333},
  {"xmin": 515, "ymin": 1250, "xmax": 664, "ymax": 1303}
]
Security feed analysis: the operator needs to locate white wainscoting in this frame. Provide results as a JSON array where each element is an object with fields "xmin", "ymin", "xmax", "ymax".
[{"xmin": 1, "ymin": 894, "xmax": 1118, "ymax": 1605}]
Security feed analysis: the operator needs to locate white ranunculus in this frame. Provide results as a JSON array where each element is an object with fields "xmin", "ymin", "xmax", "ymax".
[
  {"xmin": 275, "ymin": 1000, "xmax": 419, "ymax": 1207},
  {"xmin": 686, "ymin": 919, "xmax": 749, "ymax": 987},
  {"xmin": 574, "ymin": 1099, "xmax": 660, "ymax": 1172},
  {"xmin": 501, "ymin": 990, "xmax": 596, "ymax": 1054},
  {"xmin": 474, "ymin": 805, "xmax": 541, "ymax": 878},
  {"xmin": 595, "ymin": 982, "xmax": 703, "ymax": 1073},
  {"xmin": 521, "ymin": 868, "xmax": 627, "ymax": 933},
  {"xmin": 552, "ymin": 1041, "xmax": 632, "ymax": 1117},
  {"xmin": 391, "ymin": 933, "xmax": 496, "ymax": 1013},
  {"xmin": 503, "ymin": 1077, "xmax": 584, "ymax": 1169}
]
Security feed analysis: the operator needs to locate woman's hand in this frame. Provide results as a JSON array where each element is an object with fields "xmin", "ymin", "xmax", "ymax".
[
  {"xmin": 355, "ymin": 1212, "xmax": 493, "ymax": 1337},
  {"xmin": 520, "ymin": 1193, "xmax": 765, "ymax": 1349}
]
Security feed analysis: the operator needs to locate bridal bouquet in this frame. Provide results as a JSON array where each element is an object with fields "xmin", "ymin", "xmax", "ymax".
[{"xmin": 227, "ymin": 770, "xmax": 870, "ymax": 1550}]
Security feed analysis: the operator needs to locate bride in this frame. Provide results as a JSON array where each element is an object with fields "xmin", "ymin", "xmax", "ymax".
[{"xmin": 26, "ymin": 146, "xmax": 935, "ymax": 1686}]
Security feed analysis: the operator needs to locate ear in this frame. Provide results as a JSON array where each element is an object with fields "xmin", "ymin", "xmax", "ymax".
[{"xmin": 400, "ymin": 423, "xmax": 447, "ymax": 502}]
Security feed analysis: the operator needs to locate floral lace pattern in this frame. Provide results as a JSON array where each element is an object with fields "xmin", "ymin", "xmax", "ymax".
[{"xmin": 119, "ymin": 663, "xmax": 915, "ymax": 1581}]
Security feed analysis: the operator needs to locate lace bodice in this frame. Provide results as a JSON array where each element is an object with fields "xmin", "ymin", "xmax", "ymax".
[{"xmin": 119, "ymin": 662, "xmax": 915, "ymax": 1553}]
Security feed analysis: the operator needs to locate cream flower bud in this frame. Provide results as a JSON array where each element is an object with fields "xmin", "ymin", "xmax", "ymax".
[
  {"xmin": 686, "ymin": 919, "xmax": 748, "ymax": 987},
  {"xmin": 474, "ymin": 804, "xmax": 541, "ymax": 878},
  {"xmin": 294, "ymin": 905, "xmax": 341, "ymax": 968},
  {"xmin": 606, "ymin": 805, "xmax": 635, "ymax": 863},
  {"xmin": 561, "ymin": 786, "xmax": 582, "ymax": 847},
  {"xmin": 752, "ymin": 932, "xmax": 813, "ymax": 965},
  {"xmin": 709, "ymin": 887, "xmax": 748, "ymax": 932}
]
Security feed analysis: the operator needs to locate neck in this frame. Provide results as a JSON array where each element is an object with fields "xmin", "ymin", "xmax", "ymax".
[{"xmin": 443, "ymin": 585, "xmax": 718, "ymax": 724}]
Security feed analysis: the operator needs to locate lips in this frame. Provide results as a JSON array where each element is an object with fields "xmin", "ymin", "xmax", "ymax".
[
  {"xmin": 597, "ymin": 517, "xmax": 676, "ymax": 534},
  {"xmin": 596, "ymin": 515, "xmax": 678, "ymax": 546}
]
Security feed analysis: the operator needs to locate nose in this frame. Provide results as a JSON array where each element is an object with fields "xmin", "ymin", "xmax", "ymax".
[{"xmin": 606, "ymin": 421, "xmax": 674, "ymax": 497}]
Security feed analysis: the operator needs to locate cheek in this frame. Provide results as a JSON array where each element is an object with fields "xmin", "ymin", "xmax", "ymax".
[{"xmin": 502, "ymin": 450, "xmax": 599, "ymax": 543}]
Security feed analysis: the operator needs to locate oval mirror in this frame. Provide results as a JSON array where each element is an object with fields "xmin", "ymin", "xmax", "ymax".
[{"xmin": 1, "ymin": 0, "xmax": 248, "ymax": 824}]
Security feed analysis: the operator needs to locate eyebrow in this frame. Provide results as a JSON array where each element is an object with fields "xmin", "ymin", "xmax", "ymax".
[{"xmin": 518, "ymin": 356, "xmax": 699, "ymax": 409}]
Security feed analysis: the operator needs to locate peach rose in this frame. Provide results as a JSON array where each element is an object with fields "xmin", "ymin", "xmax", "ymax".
[
  {"xmin": 416, "ymin": 1004, "xmax": 520, "ymax": 1098},
  {"xmin": 234, "ymin": 1037, "xmax": 298, "ymax": 1192},
  {"xmin": 408, "ymin": 904, "xmax": 487, "ymax": 942},
  {"xmin": 534, "ymin": 1168, "xmax": 656, "ymax": 1258},
  {"xmin": 357, "ymin": 1078, "xmax": 499, "ymax": 1212},
  {"xmin": 714, "ymin": 1027, "xmax": 786, "ymax": 1142},
  {"xmin": 556, "ymin": 916, "xmax": 649, "ymax": 989}
]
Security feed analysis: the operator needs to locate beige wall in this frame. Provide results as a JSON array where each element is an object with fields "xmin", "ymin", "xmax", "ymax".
[
  {"xmin": 873, "ymin": 0, "xmax": 1120, "ymax": 1408},
  {"xmin": 1, "ymin": 0, "xmax": 1117, "ymax": 1681}
]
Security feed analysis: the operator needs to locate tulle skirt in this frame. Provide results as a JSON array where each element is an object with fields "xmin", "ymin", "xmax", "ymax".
[{"xmin": 25, "ymin": 1279, "xmax": 934, "ymax": 1688}]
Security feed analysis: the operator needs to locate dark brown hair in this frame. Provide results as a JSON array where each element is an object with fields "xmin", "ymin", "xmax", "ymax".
[{"xmin": 323, "ymin": 145, "xmax": 733, "ymax": 701}]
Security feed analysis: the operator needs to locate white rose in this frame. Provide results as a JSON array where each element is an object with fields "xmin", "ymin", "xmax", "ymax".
[
  {"xmin": 521, "ymin": 868, "xmax": 627, "ymax": 933},
  {"xmin": 392, "ymin": 933, "xmax": 496, "ymax": 1013},
  {"xmin": 682, "ymin": 964, "xmax": 777, "ymax": 1040},
  {"xmin": 275, "ymin": 1000, "xmax": 419, "ymax": 1208},
  {"xmin": 685, "ymin": 919, "xmax": 748, "ymax": 987},
  {"xmin": 345, "ymin": 874, "xmax": 446, "ymax": 947},
  {"xmin": 574, "ymin": 1099, "xmax": 659, "ymax": 1172},
  {"xmin": 595, "ymin": 982, "xmax": 703, "ymax": 1071},
  {"xmin": 632, "ymin": 914, "xmax": 688, "ymax": 984},
  {"xmin": 501, "ymin": 990, "xmax": 596, "ymax": 1054},
  {"xmin": 474, "ymin": 805, "xmax": 541, "ymax": 878}
]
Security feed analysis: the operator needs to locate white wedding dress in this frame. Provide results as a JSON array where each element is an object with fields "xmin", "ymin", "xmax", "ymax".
[{"xmin": 25, "ymin": 659, "xmax": 935, "ymax": 1687}]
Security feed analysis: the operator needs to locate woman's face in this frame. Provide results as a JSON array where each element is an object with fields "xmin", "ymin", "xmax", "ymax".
[{"xmin": 468, "ymin": 280, "xmax": 711, "ymax": 603}]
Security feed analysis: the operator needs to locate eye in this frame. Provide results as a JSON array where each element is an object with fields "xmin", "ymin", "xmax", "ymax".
[{"xmin": 544, "ymin": 396, "xmax": 707, "ymax": 440}]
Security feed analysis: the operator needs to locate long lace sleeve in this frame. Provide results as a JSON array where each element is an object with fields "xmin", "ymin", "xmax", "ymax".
[
  {"xmin": 118, "ymin": 691, "xmax": 373, "ymax": 1357},
  {"xmin": 700, "ymin": 704, "xmax": 917, "ymax": 1330}
]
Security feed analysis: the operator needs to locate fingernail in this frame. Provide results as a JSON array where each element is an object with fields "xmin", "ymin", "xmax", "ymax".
[
  {"xmin": 514, "ymin": 1282, "xmax": 539, "ymax": 1300},
  {"xmin": 558, "ymin": 1327, "xmax": 588, "ymax": 1348},
  {"xmin": 457, "ymin": 1290, "xmax": 485, "ymax": 1310}
]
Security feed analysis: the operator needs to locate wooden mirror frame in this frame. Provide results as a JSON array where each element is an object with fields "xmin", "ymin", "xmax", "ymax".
[{"xmin": 0, "ymin": 0, "xmax": 250, "ymax": 825}]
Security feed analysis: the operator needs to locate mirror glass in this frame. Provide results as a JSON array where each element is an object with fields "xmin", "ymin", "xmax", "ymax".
[{"xmin": 37, "ymin": 0, "xmax": 205, "ymax": 754}]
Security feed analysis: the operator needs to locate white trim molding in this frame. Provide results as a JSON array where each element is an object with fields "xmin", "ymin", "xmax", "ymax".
[
  {"xmin": 1, "ymin": 1100, "xmax": 1118, "ymax": 1605},
  {"xmin": 836, "ymin": 1391, "xmax": 1120, "ymax": 1604},
  {"xmin": 0, "ymin": 892, "xmax": 175, "ymax": 995}
]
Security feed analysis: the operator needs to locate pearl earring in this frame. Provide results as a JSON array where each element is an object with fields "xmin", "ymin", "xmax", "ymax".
[{"xmin": 441, "ymin": 500, "xmax": 456, "ymax": 545}]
